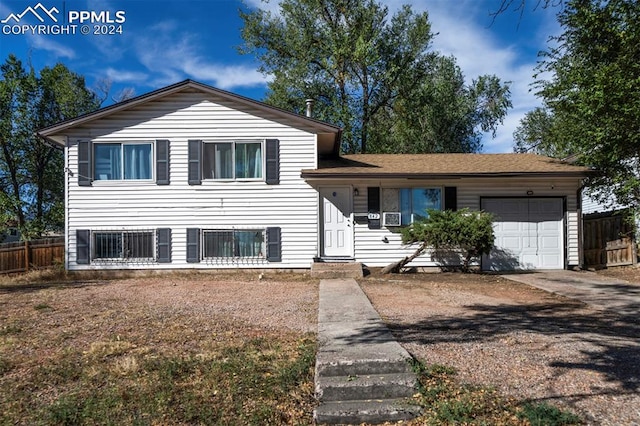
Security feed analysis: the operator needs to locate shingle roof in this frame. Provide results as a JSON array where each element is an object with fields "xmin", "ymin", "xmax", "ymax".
[{"xmin": 301, "ymin": 153, "xmax": 592, "ymax": 178}]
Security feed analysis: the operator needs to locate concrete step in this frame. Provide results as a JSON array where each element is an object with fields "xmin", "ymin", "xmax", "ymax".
[
  {"xmin": 314, "ymin": 398, "xmax": 422, "ymax": 425},
  {"xmin": 315, "ymin": 279, "xmax": 422, "ymax": 425},
  {"xmin": 311, "ymin": 262, "xmax": 364, "ymax": 279},
  {"xmin": 316, "ymin": 358, "xmax": 414, "ymax": 377},
  {"xmin": 316, "ymin": 372, "xmax": 417, "ymax": 402}
]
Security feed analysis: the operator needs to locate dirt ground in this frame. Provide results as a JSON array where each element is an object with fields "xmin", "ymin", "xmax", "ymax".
[
  {"xmin": 360, "ymin": 270, "xmax": 640, "ymax": 426},
  {"xmin": 2, "ymin": 268, "xmax": 639, "ymax": 425},
  {"xmin": 593, "ymin": 265, "xmax": 640, "ymax": 284}
]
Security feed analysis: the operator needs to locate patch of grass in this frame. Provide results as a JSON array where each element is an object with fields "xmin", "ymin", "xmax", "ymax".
[
  {"xmin": 34, "ymin": 303, "xmax": 53, "ymax": 310},
  {"xmin": 0, "ymin": 355, "xmax": 11, "ymax": 375},
  {"xmin": 0, "ymin": 323, "xmax": 22, "ymax": 336},
  {"xmin": 518, "ymin": 401, "xmax": 583, "ymax": 425},
  {"xmin": 411, "ymin": 359, "xmax": 583, "ymax": 425},
  {"xmin": 1, "ymin": 334, "xmax": 317, "ymax": 425}
]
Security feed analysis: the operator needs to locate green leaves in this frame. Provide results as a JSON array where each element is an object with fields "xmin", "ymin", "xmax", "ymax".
[
  {"xmin": 241, "ymin": 0, "xmax": 510, "ymax": 154},
  {"xmin": 0, "ymin": 55, "xmax": 99, "ymax": 238},
  {"xmin": 401, "ymin": 208, "xmax": 495, "ymax": 271},
  {"xmin": 516, "ymin": 0, "xmax": 640, "ymax": 211}
]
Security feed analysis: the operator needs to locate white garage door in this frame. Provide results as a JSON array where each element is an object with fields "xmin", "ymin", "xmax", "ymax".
[{"xmin": 481, "ymin": 198, "xmax": 564, "ymax": 271}]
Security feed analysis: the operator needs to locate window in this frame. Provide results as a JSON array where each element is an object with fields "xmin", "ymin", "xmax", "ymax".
[
  {"xmin": 93, "ymin": 231, "xmax": 154, "ymax": 260},
  {"xmin": 400, "ymin": 188, "xmax": 442, "ymax": 224},
  {"xmin": 203, "ymin": 229, "xmax": 265, "ymax": 258},
  {"xmin": 202, "ymin": 141, "xmax": 262, "ymax": 180},
  {"xmin": 94, "ymin": 143, "xmax": 152, "ymax": 181}
]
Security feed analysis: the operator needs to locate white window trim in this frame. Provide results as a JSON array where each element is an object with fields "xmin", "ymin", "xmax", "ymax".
[
  {"xmin": 202, "ymin": 139, "xmax": 265, "ymax": 182},
  {"xmin": 92, "ymin": 141, "xmax": 155, "ymax": 182}
]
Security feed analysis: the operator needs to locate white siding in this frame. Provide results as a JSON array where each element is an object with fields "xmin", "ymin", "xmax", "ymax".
[
  {"xmin": 64, "ymin": 92, "xmax": 320, "ymax": 270},
  {"xmin": 346, "ymin": 177, "xmax": 582, "ymax": 269},
  {"xmin": 582, "ymin": 188, "xmax": 625, "ymax": 215}
]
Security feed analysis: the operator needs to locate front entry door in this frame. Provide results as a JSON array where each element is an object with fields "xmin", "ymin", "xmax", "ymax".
[{"xmin": 320, "ymin": 187, "xmax": 353, "ymax": 257}]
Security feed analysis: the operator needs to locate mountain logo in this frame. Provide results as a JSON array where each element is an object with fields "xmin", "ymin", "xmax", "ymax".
[{"xmin": 1, "ymin": 3, "xmax": 59, "ymax": 24}]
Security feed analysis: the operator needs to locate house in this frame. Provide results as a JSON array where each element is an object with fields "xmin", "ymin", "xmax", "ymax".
[
  {"xmin": 0, "ymin": 221, "xmax": 20, "ymax": 243},
  {"xmin": 37, "ymin": 80, "xmax": 591, "ymax": 272}
]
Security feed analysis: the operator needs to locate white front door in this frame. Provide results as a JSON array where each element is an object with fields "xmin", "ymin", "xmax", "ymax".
[{"xmin": 320, "ymin": 187, "xmax": 353, "ymax": 257}]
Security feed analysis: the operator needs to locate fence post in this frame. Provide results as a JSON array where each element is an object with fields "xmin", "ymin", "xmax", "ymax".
[{"xmin": 24, "ymin": 240, "xmax": 29, "ymax": 273}]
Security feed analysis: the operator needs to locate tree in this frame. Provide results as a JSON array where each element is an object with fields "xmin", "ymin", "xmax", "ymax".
[
  {"xmin": 370, "ymin": 56, "xmax": 512, "ymax": 153},
  {"xmin": 512, "ymin": 107, "xmax": 571, "ymax": 157},
  {"xmin": 241, "ymin": 0, "xmax": 511, "ymax": 154},
  {"xmin": 0, "ymin": 55, "xmax": 100, "ymax": 238},
  {"xmin": 522, "ymin": 0, "xmax": 640, "ymax": 209},
  {"xmin": 382, "ymin": 208, "xmax": 495, "ymax": 273}
]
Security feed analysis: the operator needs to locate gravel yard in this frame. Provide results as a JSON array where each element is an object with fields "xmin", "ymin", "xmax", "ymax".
[
  {"xmin": 361, "ymin": 272, "xmax": 640, "ymax": 426},
  {"xmin": 2, "ymin": 268, "xmax": 639, "ymax": 425}
]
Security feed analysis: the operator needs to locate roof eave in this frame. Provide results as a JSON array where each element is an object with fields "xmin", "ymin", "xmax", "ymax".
[
  {"xmin": 301, "ymin": 171, "xmax": 593, "ymax": 180},
  {"xmin": 37, "ymin": 79, "xmax": 342, "ymax": 137}
]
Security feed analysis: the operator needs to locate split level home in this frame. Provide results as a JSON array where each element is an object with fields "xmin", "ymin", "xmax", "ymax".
[{"xmin": 38, "ymin": 80, "xmax": 591, "ymax": 272}]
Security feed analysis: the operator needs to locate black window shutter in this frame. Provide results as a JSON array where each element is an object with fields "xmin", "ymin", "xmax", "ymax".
[
  {"xmin": 156, "ymin": 228, "xmax": 171, "ymax": 263},
  {"xmin": 78, "ymin": 141, "xmax": 91, "ymax": 186},
  {"xmin": 444, "ymin": 187, "xmax": 457, "ymax": 211},
  {"xmin": 265, "ymin": 139, "xmax": 280, "ymax": 185},
  {"xmin": 188, "ymin": 140, "xmax": 202, "ymax": 185},
  {"xmin": 266, "ymin": 227, "xmax": 281, "ymax": 262},
  {"xmin": 367, "ymin": 187, "xmax": 381, "ymax": 229},
  {"xmin": 156, "ymin": 139, "xmax": 170, "ymax": 185},
  {"xmin": 76, "ymin": 229, "xmax": 90, "ymax": 264},
  {"xmin": 186, "ymin": 228, "xmax": 200, "ymax": 263}
]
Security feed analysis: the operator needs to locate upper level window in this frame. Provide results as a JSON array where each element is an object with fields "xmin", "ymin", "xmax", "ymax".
[
  {"xmin": 400, "ymin": 188, "xmax": 441, "ymax": 224},
  {"xmin": 202, "ymin": 141, "xmax": 262, "ymax": 180},
  {"xmin": 94, "ymin": 143, "xmax": 152, "ymax": 181}
]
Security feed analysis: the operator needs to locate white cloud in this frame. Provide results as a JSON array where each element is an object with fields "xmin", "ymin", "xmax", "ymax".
[
  {"xmin": 27, "ymin": 35, "xmax": 76, "ymax": 59},
  {"xmin": 132, "ymin": 22, "xmax": 269, "ymax": 90},
  {"xmin": 181, "ymin": 60, "xmax": 268, "ymax": 89},
  {"xmin": 104, "ymin": 67, "xmax": 148, "ymax": 83},
  {"xmin": 244, "ymin": 0, "xmax": 281, "ymax": 14}
]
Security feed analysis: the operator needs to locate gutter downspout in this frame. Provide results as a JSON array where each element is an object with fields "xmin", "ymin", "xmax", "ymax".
[{"xmin": 63, "ymin": 136, "xmax": 70, "ymax": 271}]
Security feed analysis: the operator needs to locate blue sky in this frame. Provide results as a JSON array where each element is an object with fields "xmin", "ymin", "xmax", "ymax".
[{"xmin": 0, "ymin": 0, "xmax": 559, "ymax": 153}]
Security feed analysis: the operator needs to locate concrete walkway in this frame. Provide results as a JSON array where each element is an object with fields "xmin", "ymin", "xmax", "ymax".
[
  {"xmin": 317, "ymin": 278, "xmax": 412, "ymax": 365},
  {"xmin": 314, "ymin": 278, "xmax": 421, "ymax": 424},
  {"xmin": 503, "ymin": 270, "xmax": 640, "ymax": 316}
]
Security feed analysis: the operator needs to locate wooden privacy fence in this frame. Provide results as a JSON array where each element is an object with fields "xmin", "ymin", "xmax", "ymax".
[
  {"xmin": 583, "ymin": 212, "xmax": 637, "ymax": 268},
  {"xmin": 0, "ymin": 237, "xmax": 65, "ymax": 274}
]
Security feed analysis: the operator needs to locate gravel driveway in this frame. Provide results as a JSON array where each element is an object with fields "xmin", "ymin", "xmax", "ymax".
[{"xmin": 360, "ymin": 273, "xmax": 640, "ymax": 425}]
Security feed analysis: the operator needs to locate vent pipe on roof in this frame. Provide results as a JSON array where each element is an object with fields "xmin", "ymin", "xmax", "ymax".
[{"xmin": 305, "ymin": 99, "xmax": 314, "ymax": 118}]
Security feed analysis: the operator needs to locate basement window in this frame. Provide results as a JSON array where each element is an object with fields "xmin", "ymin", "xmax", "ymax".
[
  {"xmin": 93, "ymin": 230, "xmax": 154, "ymax": 260},
  {"xmin": 202, "ymin": 229, "xmax": 265, "ymax": 258}
]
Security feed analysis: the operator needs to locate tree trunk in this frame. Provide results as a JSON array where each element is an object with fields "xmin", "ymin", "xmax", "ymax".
[{"xmin": 381, "ymin": 242, "xmax": 428, "ymax": 274}]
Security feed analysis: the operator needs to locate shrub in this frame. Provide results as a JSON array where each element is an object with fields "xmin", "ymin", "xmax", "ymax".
[{"xmin": 399, "ymin": 208, "xmax": 495, "ymax": 272}]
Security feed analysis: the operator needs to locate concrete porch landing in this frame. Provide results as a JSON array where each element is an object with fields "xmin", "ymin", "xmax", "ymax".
[{"xmin": 311, "ymin": 262, "xmax": 364, "ymax": 279}]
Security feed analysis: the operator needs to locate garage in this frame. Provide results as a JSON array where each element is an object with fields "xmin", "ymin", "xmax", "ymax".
[{"xmin": 481, "ymin": 198, "xmax": 565, "ymax": 271}]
